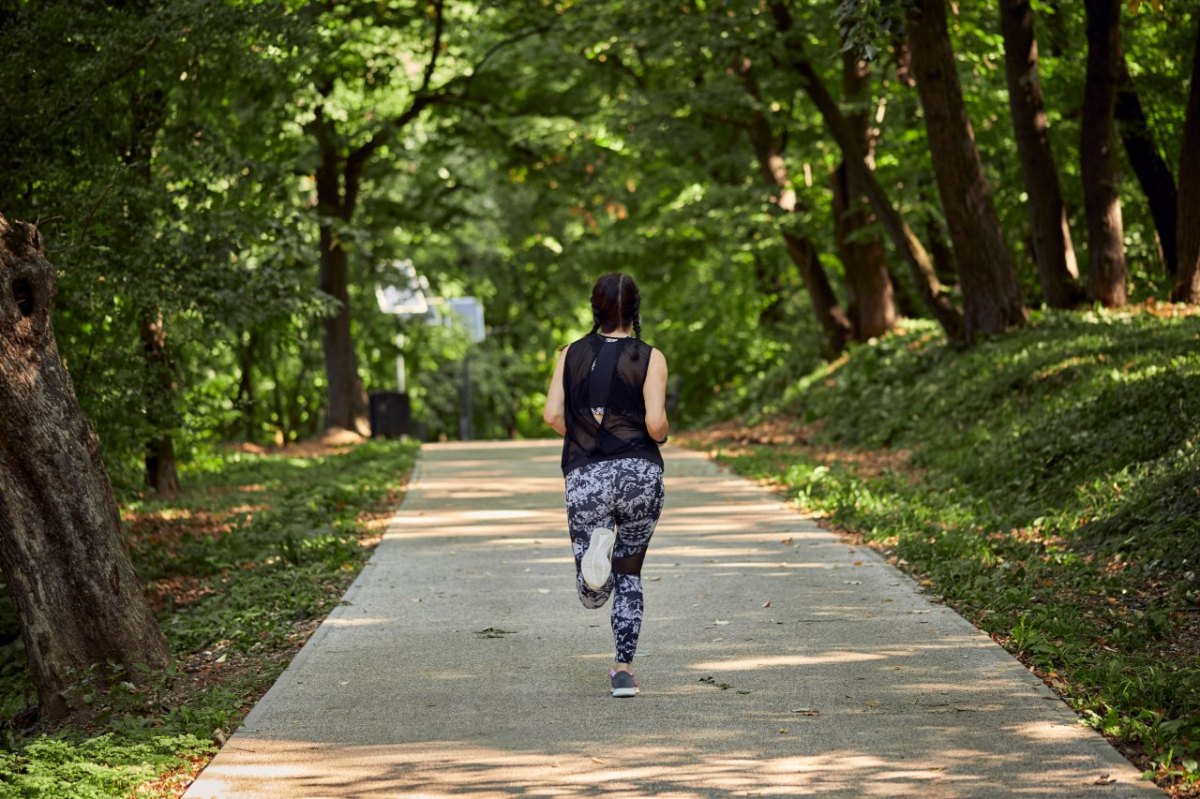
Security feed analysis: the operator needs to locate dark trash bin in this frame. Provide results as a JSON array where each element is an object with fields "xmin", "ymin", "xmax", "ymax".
[{"xmin": 369, "ymin": 391, "xmax": 412, "ymax": 438}]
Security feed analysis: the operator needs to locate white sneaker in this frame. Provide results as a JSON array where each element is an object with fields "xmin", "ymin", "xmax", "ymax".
[{"xmin": 581, "ymin": 527, "xmax": 616, "ymax": 590}]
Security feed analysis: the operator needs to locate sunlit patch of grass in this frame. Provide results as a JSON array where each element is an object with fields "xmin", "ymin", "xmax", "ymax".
[{"xmin": 0, "ymin": 438, "xmax": 419, "ymax": 798}]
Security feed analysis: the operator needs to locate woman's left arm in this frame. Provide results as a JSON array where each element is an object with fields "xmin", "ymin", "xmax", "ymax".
[{"xmin": 543, "ymin": 347, "xmax": 569, "ymax": 436}]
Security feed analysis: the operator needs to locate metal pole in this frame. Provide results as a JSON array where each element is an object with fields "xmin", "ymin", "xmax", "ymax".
[{"xmin": 458, "ymin": 352, "xmax": 473, "ymax": 441}]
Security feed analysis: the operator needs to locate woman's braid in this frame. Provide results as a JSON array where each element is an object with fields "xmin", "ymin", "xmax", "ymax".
[{"xmin": 629, "ymin": 295, "xmax": 643, "ymax": 360}]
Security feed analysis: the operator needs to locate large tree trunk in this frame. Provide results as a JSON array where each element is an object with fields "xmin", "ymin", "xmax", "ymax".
[
  {"xmin": 1173, "ymin": 15, "xmax": 1200, "ymax": 303},
  {"xmin": 1081, "ymin": 0, "xmax": 1128, "ymax": 307},
  {"xmin": 907, "ymin": 0, "xmax": 1027, "ymax": 339},
  {"xmin": 835, "ymin": 49, "xmax": 897, "ymax": 340},
  {"xmin": 317, "ymin": 222, "xmax": 368, "ymax": 434},
  {"xmin": 0, "ymin": 216, "xmax": 170, "ymax": 720},
  {"xmin": 771, "ymin": 4, "xmax": 964, "ymax": 341},
  {"xmin": 736, "ymin": 55, "xmax": 852, "ymax": 357},
  {"xmin": 1116, "ymin": 60, "xmax": 1178, "ymax": 277},
  {"xmin": 1000, "ymin": 0, "xmax": 1084, "ymax": 309},
  {"xmin": 315, "ymin": 139, "xmax": 369, "ymax": 436}
]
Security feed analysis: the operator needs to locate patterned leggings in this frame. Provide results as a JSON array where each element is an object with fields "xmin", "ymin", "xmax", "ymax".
[{"xmin": 565, "ymin": 458, "xmax": 665, "ymax": 664}]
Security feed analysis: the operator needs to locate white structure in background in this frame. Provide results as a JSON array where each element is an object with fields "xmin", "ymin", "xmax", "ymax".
[{"xmin": 375, "ymin": 261, "xmax": 486, "ymax": 439}]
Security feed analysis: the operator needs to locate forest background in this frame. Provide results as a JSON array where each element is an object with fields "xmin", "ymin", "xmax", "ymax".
[
  {"xmin": 1, "ymin": 0, "xmax": 1199, "ymax": 795},
  {"xmin": 2, "ymin": 0, "xmax": 1197, "ymax": 488}
]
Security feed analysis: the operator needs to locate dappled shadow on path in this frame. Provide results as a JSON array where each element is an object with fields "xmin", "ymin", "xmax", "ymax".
[{"xmin": 184, "ymin": 440, "xmax": 1155, "ymax": 799}]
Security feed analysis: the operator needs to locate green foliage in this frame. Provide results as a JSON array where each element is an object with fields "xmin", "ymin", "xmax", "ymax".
[
  {"xmin": 0, "ymin": 439, "xmax": 418, "ymax": 797},
  {"xmin": 703, "ymin": 312, "xmax": 1200, "ymax": 788}
]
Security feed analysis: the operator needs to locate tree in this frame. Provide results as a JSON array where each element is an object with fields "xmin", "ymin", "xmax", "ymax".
[
  {"xmin": 0, "ymin": 215, "xmax": 170, "ymax": 719},
  {"xmin": 1081, "ymin": 0, "xmax": 1128, "ymax": 306},
  {"xmin": 833, "ymin": 48, "xmax": 897, "ymax": 339},
  {"xmin": 1116, "ymin": 59, "xmax": 1178, "ymax": 276},
  {"xmin": 771, "ymin": 3, "xmax": 964, "ymax": 342},
  {"xmin": 906, "ymin": 0, "xmax": 1027, "ymax": 337},
  {"xmin": 303, "ymin": 1, "xmax": 451, "ymax": 435},
  {"xmin": 1172, "ymin": 13, "xmax": 1200, "ymax": 303},
  {"xmin": 735, "ymin": 55, "xmax": 852, "ymax": 357},
  {"xmin": 1000, "ymin": 0, "xmax": 1084, "ymax": 309}
]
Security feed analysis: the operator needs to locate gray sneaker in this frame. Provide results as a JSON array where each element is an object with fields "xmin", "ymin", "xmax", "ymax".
[{"xmin": 610, "ymin": 669, "xmax": 639, "ymax": 698}]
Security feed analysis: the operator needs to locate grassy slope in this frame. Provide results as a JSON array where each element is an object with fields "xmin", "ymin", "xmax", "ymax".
[
  {"xmin": 0, "ymin": 438, "xmax": 419, "ymax": 799},
  {"xmin": 687, "ymin": 310, "xmax": 1200, "ymax": 795}
]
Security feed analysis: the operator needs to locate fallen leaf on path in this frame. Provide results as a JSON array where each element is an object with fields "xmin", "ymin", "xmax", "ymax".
[
  {"xmin": 853, "ymin": 561, "xmax": 863, "ymax": 566},
  {"xmin": 778, "ymin": 727, "xmax": 790, "ymax": 734},
  {"xmin": 647, "ymin": 576, "xmax": 662, "ymax": 581},
  {"xmin": 1091, "ymin": 775, "xmax": 1116, "ymax": 786},
  {"xmin": 475, "ymin": 628, "xmax": 516, "ymax": 638},
  {"xmin": 736, "ymin": 690, "xmax": 751, "ymax": 695},
  {"xmin": 714, "ymin": 619, "xmax": 730, "ymax": 625},
  {"xmin": 790, "ymin": 708, "xmax": 820, "ymax": 716},
  {"xmin": 781, "ymin": 537, "xmax": 794, "ymax": 545},
  {"xmin": 843, "ymin": 580, "xmax": 862, "ymax": 585},
  {"xmin": 761, "ymin": 600, "xmax": 772, "ymax": 608},
  {"xmin": 537, "ymin": 589, "xmax": 550, "ymax": 594}
]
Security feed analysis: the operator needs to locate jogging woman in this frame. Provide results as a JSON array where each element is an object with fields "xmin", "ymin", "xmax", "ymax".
[{"xmin": 543, "ymin": 272, "xmax": 669, "ymax": 698}]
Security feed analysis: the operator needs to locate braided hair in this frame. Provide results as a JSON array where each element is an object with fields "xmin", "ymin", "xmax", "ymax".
[{"xmin": 589, "ymin": 272, "xmax": 643, "ymax": 360}]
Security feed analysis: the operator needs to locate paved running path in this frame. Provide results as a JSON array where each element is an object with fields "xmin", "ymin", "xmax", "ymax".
[{"xmin": 185, "ymin": 440, "xmax": 1157, "ymax": 798}]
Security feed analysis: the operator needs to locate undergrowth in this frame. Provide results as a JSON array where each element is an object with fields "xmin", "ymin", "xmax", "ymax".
[
  {"xmin": 0, "ymin": 438, "xmax": 419, "ymax": 798},
  {"xmin": 690, "ymin": 310, "xmax": 1200, "ymax": 796}
]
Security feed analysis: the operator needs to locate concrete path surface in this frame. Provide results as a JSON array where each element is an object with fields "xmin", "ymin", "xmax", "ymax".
[{"xmin": 184, "ymin": 440, "xmax": 1158, "ymax": 798}]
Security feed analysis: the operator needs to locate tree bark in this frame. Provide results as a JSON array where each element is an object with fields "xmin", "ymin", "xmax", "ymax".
[
  {"xmin": 317, "ymin": 211, "xmax": 368, "ymax": 435},
  {"xmin": 771, "ymin": 3, "xmax": 964, "ymax": 341},
  {"xmin": 1000, "ymin": 0, "xmax": 1084, "ymax": 308},
  {"xmin": 835, "ymin": 49, "xmax": 897, "ymax": 340},
  {"xmin": 1081, "ymin": 0, "xmax": 1128, "ymax": 306},
  {"xmin": 139, "ymin": 310, "xmax": 180, "ymax": 496},
  {"xmin": 782, "ymin": 231, "xmax": 853, "ymax": 358},
  {"xmin": 1116, "ymin": 59, "xmax": 1178, "ymax": 276},
  {"xmin": 1173, "ymin": 15, "xmax": 1200, "ymax": 303},
  {"xmin": 906, "ymin": 0, "xmax": 1027, "ymax": 339},
  {"xmin": 735, "ymin": 55, "xmax": 852, "ymax": 357},
  {"xmin": 0, "ymin": 216, "xmax": 170, "ymax": 720}
]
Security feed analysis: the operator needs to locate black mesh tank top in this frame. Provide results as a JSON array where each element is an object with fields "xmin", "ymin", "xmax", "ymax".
[{"xmin": 561, "ymin": 333, "xmax": 663, "ymax": 476}]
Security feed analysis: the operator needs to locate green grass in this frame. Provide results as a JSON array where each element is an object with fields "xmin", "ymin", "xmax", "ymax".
[
  {"xmin": 0, "ymin": 438, "xmax": 420, "ymax": 798},
  {"xmin": 691, "ymin": 310, "xmax": 1200, "ymax": 794}
]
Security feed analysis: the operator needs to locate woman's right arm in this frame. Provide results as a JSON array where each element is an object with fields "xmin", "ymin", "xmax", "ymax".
[
  {"xmin": 643, "ymin": 348, "xmax": 669, "ymax": 443},
  {"xmin": 543, "ymin": 347, "xmax": 569, "ymax": 436}
]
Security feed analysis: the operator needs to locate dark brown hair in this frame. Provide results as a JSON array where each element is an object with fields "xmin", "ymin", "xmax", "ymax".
[{"xmin": 589, "ymin": 272, "xmax": 642, "ymax": 357}]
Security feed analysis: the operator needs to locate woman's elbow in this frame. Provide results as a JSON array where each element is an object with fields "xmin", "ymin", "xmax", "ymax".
[{"xmin": 646, "ymin": 412, "xmax": 669, "ymax": 441}]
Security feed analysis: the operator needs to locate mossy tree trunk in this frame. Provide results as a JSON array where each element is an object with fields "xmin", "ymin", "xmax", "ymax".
[{"xmin": 0, "ymin": 215, "xmax": 170, "ymax": 720}]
